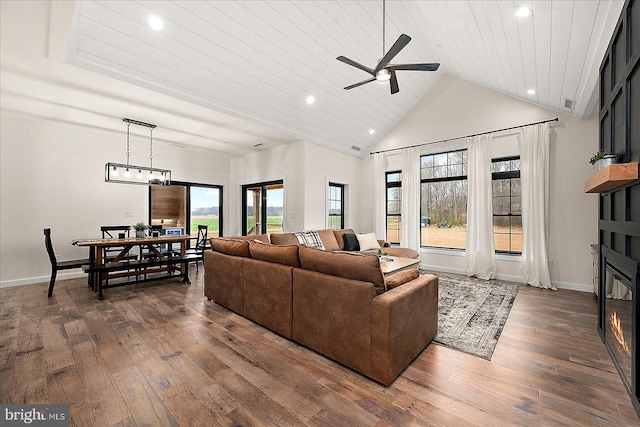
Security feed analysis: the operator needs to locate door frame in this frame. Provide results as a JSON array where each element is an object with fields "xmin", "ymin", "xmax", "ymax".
[{"xmin": 241, "ymin": 179, "xmax": 284, "ymax": 236}]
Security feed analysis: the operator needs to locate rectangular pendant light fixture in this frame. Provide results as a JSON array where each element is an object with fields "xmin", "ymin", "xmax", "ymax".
[{"xmin": 105, "ymin": 118, "xmax": 171, "ymax": 186}]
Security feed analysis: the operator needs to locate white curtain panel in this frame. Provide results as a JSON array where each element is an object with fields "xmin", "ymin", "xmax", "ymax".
[
  {"xmin": 519, "ymin": 123, "xmax": 555, "ymax": 289},
  {"xmin": 401, "ymin": 147, "xmax": 421, "ymax": 251},
  {"xmin": 465, "ymin": 134, "xmax": 497, "ymax": 279},
  {"xmin": 372, "ymin": 153, "xmax": 386, "ymax": 240}
]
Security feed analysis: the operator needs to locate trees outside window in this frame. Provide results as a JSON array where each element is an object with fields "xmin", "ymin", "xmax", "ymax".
[
  {"xmin": 420, "ymin": 150, "xmax": 468, "ymax": 249},
  {"xmin": 492, "ymin": 157, "xmax": 522, "ymax": 254},
  {"xmin": 386, "ymin": 172, "xmax": 401, "ymax": 244}
]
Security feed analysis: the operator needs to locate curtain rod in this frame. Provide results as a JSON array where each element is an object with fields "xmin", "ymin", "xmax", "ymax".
[{"xmin": 370, "ymin": 117, "xmax": 559, "ymax": 155}]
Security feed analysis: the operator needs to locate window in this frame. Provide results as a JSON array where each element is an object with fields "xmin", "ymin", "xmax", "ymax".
[
  {"xmin": 420, "ymin": 150, "xmax": 467, "ymax": 249},
  {"xmin": 328, "ymin": 182, "xmax": 344, "ymax": 230},
  {"xmin": 386, "ymin": 171, "xmax": 402, "ymax": 244},
  {"xmin": 492, "ymin": 157, "xmax": 522, "ymax": 254}
]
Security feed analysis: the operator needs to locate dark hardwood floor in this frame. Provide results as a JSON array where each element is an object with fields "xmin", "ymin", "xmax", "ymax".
[{"xmin": 1, "ymin": 268, "xmax": 639, "ymax": 426}]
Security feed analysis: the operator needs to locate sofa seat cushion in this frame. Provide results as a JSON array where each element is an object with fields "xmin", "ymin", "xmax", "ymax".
[
  {"xmin": 299, "ymin": 245, "xmax": 385, "ymax": 294},
  {"xmin": 209, "ymin": 238, "xmax": 250, "ymax": 257},
  {"xmin": 249, "ymin": 241, "xmax": 300, "ymax": 268},
  {"xmin": 384, "ymin": 269, "xmax": 420, "ymax": 289}
]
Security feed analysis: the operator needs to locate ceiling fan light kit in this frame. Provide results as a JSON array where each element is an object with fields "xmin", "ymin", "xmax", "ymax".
[
  {"xmin": 376, "ymin": 69, "xmax": 391, "ymax": 82},
  {"xmin": 337, "ymin": 0, "xmax": 439, "ymax": 94}
]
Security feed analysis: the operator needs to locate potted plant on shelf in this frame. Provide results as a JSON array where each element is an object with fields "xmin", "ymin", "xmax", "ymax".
[
  {"xmin": 590, "ymin": 151, "xmax": 624, "ymax": 171},
  {"xmin": 133, "ymin": 222, "xmax": 148, "ymax": 238}
]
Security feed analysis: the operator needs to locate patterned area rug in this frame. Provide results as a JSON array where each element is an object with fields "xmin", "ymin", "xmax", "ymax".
[{"xmin": 424, "ymin": 271, "xmax": 520, "ymax": 360}]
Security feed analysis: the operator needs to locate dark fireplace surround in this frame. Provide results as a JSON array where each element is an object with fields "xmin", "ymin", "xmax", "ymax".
[
  {"xmin": 596, "ymin": 0, "xmax": 640, "ymax": 418},
  {"xmin": 599, "ymin": 247, "xmax": 640, "ymax": 416}
]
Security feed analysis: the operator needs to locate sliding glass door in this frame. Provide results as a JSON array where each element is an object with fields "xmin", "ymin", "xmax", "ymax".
[
  {"xmin": 189, "ymin": 186, "xmax": 222, "ymax": 239},
  {"xmin": 242, "ymin": 180, "xmax": 283, "ymax": 235},
  {"xmin": 150, "ymin": 181, "xmax": 223, "ymax": 244}
]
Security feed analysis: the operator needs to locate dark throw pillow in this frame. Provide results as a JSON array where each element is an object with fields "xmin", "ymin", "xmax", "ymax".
[{"xmin": 343, "ymin": 233, "xmax": 360, "ymax": 251}]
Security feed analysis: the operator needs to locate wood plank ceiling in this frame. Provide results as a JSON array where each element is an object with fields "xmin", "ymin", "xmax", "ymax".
[{"xmin": 65, "ymin": 0, "xmax": 624, "ymax": 157}]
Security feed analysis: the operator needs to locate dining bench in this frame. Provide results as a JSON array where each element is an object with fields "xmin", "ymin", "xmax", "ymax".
[{"xmin": 85, "ymin": 253, "xmax": 201, "ymax": 299}]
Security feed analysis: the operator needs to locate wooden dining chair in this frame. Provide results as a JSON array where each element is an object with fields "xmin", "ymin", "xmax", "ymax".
[
  {"xmin": 100, "ymin": 225, "xmax": 138, "ymax": 261},
  {"xmin": 44, "ymin": 228, "xmax": 91, "ymax": 297},
  {"xmin": 185, "ymin": 225, "xmax": 211, "ymax": 271}
]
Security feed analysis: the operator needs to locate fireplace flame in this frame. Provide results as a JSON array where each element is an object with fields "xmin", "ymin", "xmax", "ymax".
[{"xmin": 610, "ymin": 311, "xmax": 631, "ymax": 356}]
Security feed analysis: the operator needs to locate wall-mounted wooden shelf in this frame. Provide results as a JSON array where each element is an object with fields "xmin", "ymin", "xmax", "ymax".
[{"xmin": 585, "ymin": 163, "xmax": 639, "ymax": 193}]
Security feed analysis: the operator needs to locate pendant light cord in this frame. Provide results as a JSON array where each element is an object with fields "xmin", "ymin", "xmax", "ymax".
[
  {"xmin": 149, "ymin": 128, "xmax": 153, "ymax": 169},
  {"xmin": 382, "ymin": 0, "xmax": 386, "ymax": 57},
  {"xmin": 126, "ymin": 122, "xmax": 130, "ymax": 167}
]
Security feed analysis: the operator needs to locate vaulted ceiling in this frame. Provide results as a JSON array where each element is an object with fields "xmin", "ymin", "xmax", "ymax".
[{"xmin": 63, "ymin": 0, "xmax": 623, "ymax": 157}]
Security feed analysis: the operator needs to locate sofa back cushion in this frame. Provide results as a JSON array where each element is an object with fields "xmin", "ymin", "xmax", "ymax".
[
  {"xmin": 209, "ymin": 238, "xmax": 250, "ymax": 257},
  {"xmin": 332, "ymin": 229, "xmax": 356, "ymax": 250},
  {"xmin": 316, "ymin": 229, "xmax": 340, "ymax": 251},
  {"xmin": 227, "ymin": 234, "xmax": 270, "ymax": 243},
  {"xmin": 249, "ymin": 241, "xmax": 300, "ymax": 268},
  {"xmin": 269, "ymin": 233, "xmax": 299, "ymax": 246},
  {"xmin": 299, "ymin": 245, "xmax": 385, "ymax": 294}
]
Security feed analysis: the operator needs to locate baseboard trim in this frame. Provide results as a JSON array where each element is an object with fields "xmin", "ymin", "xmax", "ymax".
[
  {"xmin": 2, "ymin": 266, "xmax": 595, "ymax": 295},
  {"xmin": 551, "ymin": 281, "xmax": 593, "ymax": 293},
  {"xmin": 0, "ymin": 270, "xmax": 85, "ymax": 289},
  {"xmin": 420, "ymin": 264, "xmax": 592, "ymax": 293}
]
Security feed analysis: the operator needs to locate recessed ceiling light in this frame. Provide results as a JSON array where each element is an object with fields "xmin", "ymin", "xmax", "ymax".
[
  {"xmin": 369, "ymin": 129, "xmax": 375, "ymax": 135},
  {"xmin": 148, "ymin": 15, "xmax": 164, "ymax": 31},
  {"xmin": 527, "ymin": 88, "xmax": 536, "ymax": 95},
  {"xmin": 515, "ymin": 6, "xmax": 532, "ymax": 18},
  {"xmin": 306, "ymin": 95, "xmax": 315, "ymax": 105}
]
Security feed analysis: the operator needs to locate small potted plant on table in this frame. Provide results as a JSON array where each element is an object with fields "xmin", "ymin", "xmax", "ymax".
[{"xmin": 133, "ymin": 222, "xmax": 149, "ymax": 238}]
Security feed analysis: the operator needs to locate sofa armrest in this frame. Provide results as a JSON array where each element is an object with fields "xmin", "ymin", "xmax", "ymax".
[
  {"xmin": 370, "ymin": 274, "xmax": 438, "ymax": 385},
  {"xmin": 377, "ymin": 240, "xmax": 391, "ymax": 248}
]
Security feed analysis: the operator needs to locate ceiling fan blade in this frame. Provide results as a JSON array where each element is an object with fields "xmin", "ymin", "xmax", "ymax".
[
  {"xmin": 337, "ymin": 56, "xmax": 374, "ymax": 75},
  {"xmin": 375, "ymin": 34, "xmax": 411, "ymax": 72},
  {"xmin": 388, "ymin": 63, "xmax": 440, "ymax": 72},
  {"xmin": 344, "ymin": 77, "xmax": 376, "ymax": 90},
  {"xmin": 390, "ymin": 70, "xmax": 399, "ymax": 94}
]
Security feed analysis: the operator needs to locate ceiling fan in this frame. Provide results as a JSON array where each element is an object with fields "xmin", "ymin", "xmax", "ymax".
[{"xmin": 336, "ymin": 0, "xmax": 439, "ymax": 95}]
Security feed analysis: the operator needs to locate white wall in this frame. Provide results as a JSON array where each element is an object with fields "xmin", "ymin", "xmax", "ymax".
[
  {"xmin": 228, "ymin": 141, "xmax": 368, "ymax": 236},
  {"xmin": 371, "ymin": 75, "xmax": 599, "ymax": 291},
  {"xmin": 228, "ymin": 141, "xmax": 306, "ymax": 235},
  {"xmin": 302, "ymin": 143, "xmax": 366, "ymax": 231},
  {"xmin": 0, "ymin": 113, "xmax": 230, "ymax": 286}
]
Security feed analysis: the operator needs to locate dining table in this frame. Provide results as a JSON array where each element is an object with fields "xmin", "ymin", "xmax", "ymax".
[{"xmin": 72, "ymin": 234, "xmax": 195, "ymax": 294}]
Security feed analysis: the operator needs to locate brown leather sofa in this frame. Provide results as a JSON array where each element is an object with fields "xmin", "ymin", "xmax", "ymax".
[
  {"xmin": 270, "ymin": 228, "xmax": 420, "ymax": 259},
  {"xmin": 204, "ymin": 236, "xmax": 438, "ymax": 386}
]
